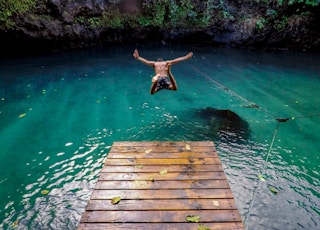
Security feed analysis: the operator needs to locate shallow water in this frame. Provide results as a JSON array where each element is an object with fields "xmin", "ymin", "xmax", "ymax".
[{"xmin": 0, "ymin": 45, "xmax": 319, "ymax": 229}]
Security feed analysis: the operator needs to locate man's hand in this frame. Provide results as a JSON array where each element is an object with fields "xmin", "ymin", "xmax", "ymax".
[
  {"xmin": 187, "ymin": 52, "xmax": 193, "ymax": 59},
  {"xmin": 133, "ymin": 49, "xmax": 140, "ymax": 59}
]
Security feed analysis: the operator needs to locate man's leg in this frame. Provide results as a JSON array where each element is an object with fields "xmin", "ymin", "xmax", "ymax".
[
  {"xmin": 150, "ymin": 74, "xmax": 160, "ymax": 94},
  {"xmin": 167, "ymin": 64, "xmax": 178, "ymax": 91}
]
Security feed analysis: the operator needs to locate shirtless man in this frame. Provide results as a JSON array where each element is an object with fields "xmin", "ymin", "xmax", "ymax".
[{"xmin": 133, "ymin": 49, "xmax": 193, "ymax": 94}]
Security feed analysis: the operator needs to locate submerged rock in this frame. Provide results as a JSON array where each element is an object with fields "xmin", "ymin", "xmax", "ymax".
[{"xmin": 195, "ymin": 107, "xmax": 250, "ymax": 138}]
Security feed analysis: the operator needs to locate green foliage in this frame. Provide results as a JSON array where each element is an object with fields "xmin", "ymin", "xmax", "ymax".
[
  {"xmin": 140, "ymin": 0, "xmax": 217, "ymax": 29},
  {"xmin": 273, "ymin": 15, "xmax": 288, "ymax": 31},
  {"xmin": 288, "ymin": 0, "xmax": 320, "ymax": 6},
  {"xmin": 0, "ymin": 0, "xmax": 37, "ymax": 29},
  {"xmin": 255, "ymin": 18, "xmax": 266, "ymax": 31}
]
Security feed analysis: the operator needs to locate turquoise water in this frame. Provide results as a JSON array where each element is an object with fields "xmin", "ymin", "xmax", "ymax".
[{"xmin": 0, "ymin": 46, "xmax": 319, "ymax": 229}]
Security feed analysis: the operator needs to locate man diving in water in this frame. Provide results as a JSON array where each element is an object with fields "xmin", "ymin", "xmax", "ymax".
[{"xmin": 133, "ymin": 49, "xmax": 193, "ymax": 94}]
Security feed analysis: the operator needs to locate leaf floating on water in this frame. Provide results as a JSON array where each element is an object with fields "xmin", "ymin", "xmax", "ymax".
[
  {"xmin": 111, "ymin": 197, "xmax": 121, "ymax": 205},
  {"xmin": 185, "ymin": 144, "xmax": 191, "ymax": 151},
  {"xmin": 145, "ymin": 149, "xmax": 152, "ymax": 154},
  {"xmin": 12, "ymin": 220, "xmax": 19, "ymax": 227},
  {"xmin": 41, "ymin": 190, "xmax": 49, "ymax": 195},
  {"xmin": 18, "ymin": 113, "xmax": 26, "ymax": 118},
  {"xmin": 269, "ymin": 186, "xmax": 278, "ymax": 194},
  {"xmin": 258, "ymin": 174, "xmax": 266, "ymax": 182},
  {"xmin": 186, "ymin": 215, "xmax": 200, "ymax": 223},
  {"xmin": 136, "ymin": 165, "xmax": 144, "ymax": 169},
  {"xmin": 159, "ymin": 169, "xmax": 168, "ymax": 175},
  {"xmin": 149, "ymin": 177, "xmax": 155, "ymax": 182},
  {"xmin": 198, "ymin": 224, "xmax": 211, "ymax": 230},
  {"xmin": 212, "ymin": 200, "xmax": 220, "ymax": 207}
]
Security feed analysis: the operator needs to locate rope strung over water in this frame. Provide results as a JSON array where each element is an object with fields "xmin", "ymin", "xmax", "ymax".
[
  {"xmin": 192, "ymin": 65, "xmax": 320, "ymax": 227},
  {"xmin": 244, "ymin": 120, "xmax": 280, "ymax": 226},
  {"xmin": 192, "ymin": 65, "xmax": 320, "ymax": 121},
  {"xmin": 192, "ymin": 66, "xmax": 277, "ymax": 119}
]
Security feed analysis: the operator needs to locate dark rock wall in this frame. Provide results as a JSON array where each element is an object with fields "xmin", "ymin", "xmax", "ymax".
[{"xmin": 1, "ymin": 0, "xmax": 319, "ymax": 56}]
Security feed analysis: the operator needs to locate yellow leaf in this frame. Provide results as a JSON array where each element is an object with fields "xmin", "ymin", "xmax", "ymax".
[
  {"xmin": 149, "ymin": 177, "xmax": 155, "ymax": 182},
  {"xmin": 159, "ymin": 169, "xmax": 168, "ymax": 175},
  {"xmin": 18, "ymin": 113, "xmax": 26, "ymax": 118},
  {"xmin": 111, "ymin": 197, "xmax": 121, "ymax": 205},
  {"xmin": 41, "ymin": 190, "xmax": 49, "ymax": 195},
  {"xmin": 212, "ymin": 200, "xmax": 220, "ymax": 207},
  {"xmin": 136, "ymin": 165, "xmax": 144, "ymax": 169},
  {"xmin": 12, "ymin": 220, "xmax": 19, "ymax": 227},
  {"xmin": 258, "ymin": 174, "xmax": 266, "ymax": 182},
  {"xmin": 185, "ymin": 144, "xmax": 191, "ymax": 150},
  {"xmin": 186, "ymin": 215, "xmax": 200, "ymax": 223},
  {"xmin": 198, "ymin": 224, "xmax": 211, "ymax": 230},
  {"xmin": 145, "ymin": 149, "xmax": 152, "ymax": 154},
  {"xmin": 269, "ymin": 186, "xmax": 278, "ymax": 194}
]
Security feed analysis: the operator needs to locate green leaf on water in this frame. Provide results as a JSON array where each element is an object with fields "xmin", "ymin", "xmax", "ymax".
[
  {"xmin": 41, "ymin": 190, "xmax": 49, "ymax": 195},
  {"xmin": 185, "ymin": 215, "xmax": 200, "ymax": 223},
  {"xmin": 198, "ymin": 224, "xmax": 211, "ymax": 230},
  {"xmin": 136, "ymin": 165, "xmax": 144, "ymax": 169},
  {"xmin": 111, "ymin": 196, "xmax": 121, "ymax": 205},
  {"xmin": 269, "ymin": 186, "xmax": 278, "ymax": 194},
  {"xmin": 18, "ymin": 113, "xmax": 26, "ymax": 118},
  {"xmin": 12, "ymin": 220, "xmax": 19, "ymax": 228},
  {"xmin": 258, "ymin": 174, "xmax": 266, "ymax": 182}
]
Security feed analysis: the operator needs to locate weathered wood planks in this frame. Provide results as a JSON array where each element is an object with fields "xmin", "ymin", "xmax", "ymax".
[{"xmin": 78, "ymin": 141, "xmax": 244, "ymax": 230}]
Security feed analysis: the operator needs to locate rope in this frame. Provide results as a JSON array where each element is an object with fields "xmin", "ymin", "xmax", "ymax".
[
  {"xmin": 244, "ymin": 120, "xmax": 280, "ymax": 226},
  {"xmin": 192, "ymin": 66, "xmax": 277, "ymax": 119}
]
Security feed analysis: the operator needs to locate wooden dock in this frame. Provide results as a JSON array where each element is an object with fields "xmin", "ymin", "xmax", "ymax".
[{"xmin": 78, "ymin": 141, "xmax": 244, "ymax": 230}]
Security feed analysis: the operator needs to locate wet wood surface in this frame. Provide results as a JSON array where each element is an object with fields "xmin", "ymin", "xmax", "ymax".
[{"xmin": 78, "ymin": 141, "xmax": 244, "ymax": 230}]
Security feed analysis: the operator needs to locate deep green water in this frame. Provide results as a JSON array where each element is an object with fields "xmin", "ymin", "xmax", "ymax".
[{"xmin": 0, "ymin": 46, "xmax": 319, "ymax": 230}]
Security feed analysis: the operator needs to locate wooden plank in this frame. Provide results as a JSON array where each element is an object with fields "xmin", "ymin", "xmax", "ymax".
[
  {"xmin": 104, "ymin": 157, "xmax": 222, "ymax": 165},
  {"xmin": 109, "ymin": 146, "xmax": 217, "ymax": 153},
  {"xmin": 108, "ymin": 151, "xmax": 218, "ymax": 158},
  {"xmin": 94, "ymin": 179, "xmax": 230, "ymax": 190},
  {"xmin": 101, "ymin": 164, "xmax": 224, "ymax": 173},
  {"xmin": 78, "ymin": 222, "xmax": 244, "ymax": 230},
  {"xmin": 86, "ymin": 198, "xmax": 238, "ymax": 211},
  {"xmin": 111, "ymin": 141, "xmax": 215, "ymax": 147},
  {"xmin": 98, "ymin": 171, "xmax": 227, "ymax": 181},
  {"xmin": 91, "ymin": 188, "xmax": 234, "ymax": 199},
  {"xmin": 80, "ymin": 210, "xmax": 242, "ymax": 223}
]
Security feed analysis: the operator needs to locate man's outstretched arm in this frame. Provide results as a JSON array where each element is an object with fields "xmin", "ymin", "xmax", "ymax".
[
  {"xmin": 168, "ymin": 52, "xmax": 193, "ymax": 65},
  {"xmin": 133, "ymin": 49, "xmax": 155, "ymax": 66}
]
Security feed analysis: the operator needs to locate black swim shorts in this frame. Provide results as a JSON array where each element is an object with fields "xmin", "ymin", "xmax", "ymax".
[{"xmin": 155, "ymin": 76, "xmax": 171, "ymax": 92}]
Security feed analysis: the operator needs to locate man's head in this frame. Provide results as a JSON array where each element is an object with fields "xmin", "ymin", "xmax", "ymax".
[{"xmin": 157, "ymin": 58, "xmax": 163, "ymax": 62}]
